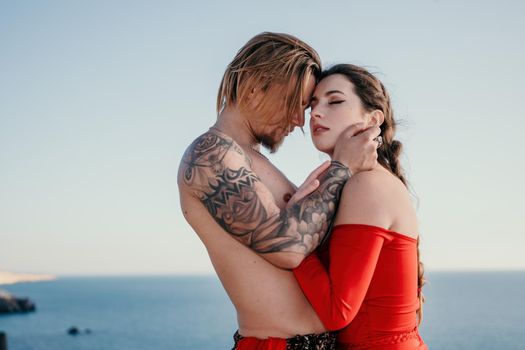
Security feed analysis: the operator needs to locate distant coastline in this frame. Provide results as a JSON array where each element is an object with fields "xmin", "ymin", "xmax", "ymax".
[{"xmin": 0, "ymin": 270, "xmax": 56, "ymax": 285}]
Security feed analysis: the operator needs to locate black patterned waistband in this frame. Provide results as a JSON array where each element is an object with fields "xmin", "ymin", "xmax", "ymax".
[{"xmin": 233, "ymin": 330, "xmax": 337, "ymax": 350}]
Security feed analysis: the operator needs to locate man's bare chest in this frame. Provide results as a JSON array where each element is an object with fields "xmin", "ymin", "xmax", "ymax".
[{"xmin": 247, "ymin": 151, "xmax": 296, "ymax": 209}]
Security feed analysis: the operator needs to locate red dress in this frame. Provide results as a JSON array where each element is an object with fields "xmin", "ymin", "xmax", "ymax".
[{"xmin": 293, "ymin": 224, "xmax": 427, "ymax": 350}]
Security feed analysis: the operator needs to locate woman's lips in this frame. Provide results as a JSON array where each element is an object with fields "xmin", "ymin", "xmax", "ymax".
[{"xmin": 312, "ymin": 126, "xmax": 329, "ymax": 136}]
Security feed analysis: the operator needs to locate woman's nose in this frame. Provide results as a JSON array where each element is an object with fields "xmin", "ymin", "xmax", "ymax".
[{"xmin": 310, "ymin": 105, "xmax": 324, "ymax": 119}]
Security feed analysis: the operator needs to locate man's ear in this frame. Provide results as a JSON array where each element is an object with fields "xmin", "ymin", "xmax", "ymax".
[
  {"xmin": 247, "ymin": 86, "xmax": 264, "ymax": 106},
  {"xmin": 367, "ymin": 110, "xmax": 385, "ymax": 127},
  {"xmin": 245, "ymin": 87, "xmax": 256, "ymax": 102}
]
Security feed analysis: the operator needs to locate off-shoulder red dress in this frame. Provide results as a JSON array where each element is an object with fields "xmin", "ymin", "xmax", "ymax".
[{"xmin": 293, "ymin": 224, "xmax": 427, "ymax": 350}]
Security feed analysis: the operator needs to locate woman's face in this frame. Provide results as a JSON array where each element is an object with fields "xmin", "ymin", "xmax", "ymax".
[{"xmin": 309, "ymin": 74, "xmax": 368, "ymax": 156}]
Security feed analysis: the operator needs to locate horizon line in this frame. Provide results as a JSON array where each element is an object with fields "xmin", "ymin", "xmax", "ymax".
[{"xmin": 52, "ymin": 268, "xmax": 525, "ymax": 278}]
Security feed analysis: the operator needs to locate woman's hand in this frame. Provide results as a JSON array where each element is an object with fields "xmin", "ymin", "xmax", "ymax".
[{"xmin": 286, "ymin": 161, "xmax": 331, "ymax": 208}]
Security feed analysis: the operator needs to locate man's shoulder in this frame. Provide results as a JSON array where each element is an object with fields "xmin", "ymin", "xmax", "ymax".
[
  {"xmin": 177, "ymin": 129, "xmax": 252, "ymax": 194},
  {"xmin": 182, "ymin": 130, "xmax": 246, "ymax": 165}
]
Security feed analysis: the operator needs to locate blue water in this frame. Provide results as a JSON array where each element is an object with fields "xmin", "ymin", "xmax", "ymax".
[{"xmin": 0, "ymin": 272, "xmax": 524, "ymax": 350}]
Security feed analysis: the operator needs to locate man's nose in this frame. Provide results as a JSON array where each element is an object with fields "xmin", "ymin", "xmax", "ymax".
[{"xmin": 291, "ymin": 114, "xmax": 304, "ymax": 128}]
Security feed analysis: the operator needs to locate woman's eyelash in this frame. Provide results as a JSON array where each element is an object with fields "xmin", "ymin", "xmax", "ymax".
[{"xmin": 329, "ymin": 100, "xmax": 345, "ymax": 105}]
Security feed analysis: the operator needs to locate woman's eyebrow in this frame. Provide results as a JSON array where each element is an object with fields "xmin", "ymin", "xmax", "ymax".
[{"xmin": 326, "ymin": 89, "xmax": 345, "ymax": 96}]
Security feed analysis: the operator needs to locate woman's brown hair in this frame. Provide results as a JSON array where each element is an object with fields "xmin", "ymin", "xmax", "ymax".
[
  {"xmin": 320, "ymin": 64, "xmax": 426, "ymax": 325},
  {"xmin": 217, "ymin": 32, "xmax": 321, "ymax": 126}
]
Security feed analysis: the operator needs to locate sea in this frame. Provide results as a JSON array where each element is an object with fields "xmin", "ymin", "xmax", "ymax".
[{"xmin": 0, "ymin": 272, "xmax": 524, "ymax": 350}]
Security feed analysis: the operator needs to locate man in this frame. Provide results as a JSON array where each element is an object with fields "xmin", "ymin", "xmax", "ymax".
[{"xmin": 178, "ymin": 32, "xmax": 380, "ymax": 348}]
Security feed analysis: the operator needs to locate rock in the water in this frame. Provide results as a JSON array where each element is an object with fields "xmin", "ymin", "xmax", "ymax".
[
  {"xmin": 0, "ymin": 289, "xmax": 36, "ymax": 314},
  {"xmin": 15, "ymin": 297, "xmax": 35, "ymax": 312},
  {"xmin": 0, "ymin": 332, "xmax": 7, "ymax": 350},
  {"xmin": 67, "ymin": 326, "xmax": 92, "ymax": 336},
  {"xmin": 67, "ymin": 326, "xmax": 80, "ymax": 336}
]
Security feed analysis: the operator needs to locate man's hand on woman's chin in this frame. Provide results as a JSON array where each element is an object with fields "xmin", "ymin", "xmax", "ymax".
[
  {"xmin": 286, "ymin": 121, "xmax": 381, "ymax": 209},
  {"xmin": 333, "ymin": 123, "xmax": 380, "ymax": 175}
]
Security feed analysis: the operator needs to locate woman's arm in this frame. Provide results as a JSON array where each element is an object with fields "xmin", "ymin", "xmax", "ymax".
[{"xmin": 293, "ymin": 170, "xmax": 393, "ymax": 330}]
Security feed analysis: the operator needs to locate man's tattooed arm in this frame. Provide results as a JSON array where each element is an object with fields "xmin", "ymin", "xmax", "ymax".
[{"xmin": 179, "ymin": 131, "xmax": 350, "ymax": 267}]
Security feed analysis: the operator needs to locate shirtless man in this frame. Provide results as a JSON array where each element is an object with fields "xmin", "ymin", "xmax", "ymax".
[{"xmin": 178, "ymin": 32, "xmax": 381, "ymax": 348}]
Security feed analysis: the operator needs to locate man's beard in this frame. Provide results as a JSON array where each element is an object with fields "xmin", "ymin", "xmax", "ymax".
[{"xmin": 257, "ymin": 130, "xmax": 286, "ymax": 154}]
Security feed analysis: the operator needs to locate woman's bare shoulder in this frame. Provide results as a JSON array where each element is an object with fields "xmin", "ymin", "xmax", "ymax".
[{"xmin": 334, "ymin": 168, "xmax": 412, "ymax": 231}]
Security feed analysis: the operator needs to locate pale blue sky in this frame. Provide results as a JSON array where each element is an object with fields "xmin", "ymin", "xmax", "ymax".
[{"xmin": 1, "ymin": 0, "xmax": 524, "ymax": 275}]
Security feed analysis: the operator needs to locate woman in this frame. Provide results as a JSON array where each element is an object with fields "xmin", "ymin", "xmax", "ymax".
[{"xmin": 293, "ymin": 64, "xmax": 427, "ymax": 349}]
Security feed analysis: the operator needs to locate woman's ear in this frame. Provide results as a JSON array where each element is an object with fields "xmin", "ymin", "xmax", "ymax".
[{"xmin": 367, "ymin": 110, "xmax": 385, "ymax": 127}]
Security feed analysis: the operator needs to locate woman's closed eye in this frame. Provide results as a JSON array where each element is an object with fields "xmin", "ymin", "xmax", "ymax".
[{"xmin": 329, "ymin": 100, "xmax": 345, "ymax": 105}]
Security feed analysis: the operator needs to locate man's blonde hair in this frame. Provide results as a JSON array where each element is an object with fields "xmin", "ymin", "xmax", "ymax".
[{"xmin": 217, "ymin": 32, "xmax": 321, "ymax": 124}]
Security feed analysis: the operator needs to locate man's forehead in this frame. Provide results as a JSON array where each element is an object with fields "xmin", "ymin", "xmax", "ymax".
[{"xmin": 302, "ymin": 75, "xmax": 317, "ymax": 100}]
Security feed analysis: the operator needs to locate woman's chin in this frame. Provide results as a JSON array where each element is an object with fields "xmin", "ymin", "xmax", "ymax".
[{"xmin": 312, "ymin": 141, "xmax": 334, "ymax": 156}]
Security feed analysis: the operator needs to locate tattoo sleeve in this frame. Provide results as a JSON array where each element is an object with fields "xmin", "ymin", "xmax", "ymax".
[{"xmin": 181, "ymin": 131, "xmax": 350, "ymax": 256}]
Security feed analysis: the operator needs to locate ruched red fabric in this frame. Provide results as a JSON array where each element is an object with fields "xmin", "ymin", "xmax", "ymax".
[
  {"xmin": 293, "ymin": 224, "xmax": 427, "ymax": 349},
  {"xmin": 234, "ymin": 336, "xmax": 287, "ymax": 350}
]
